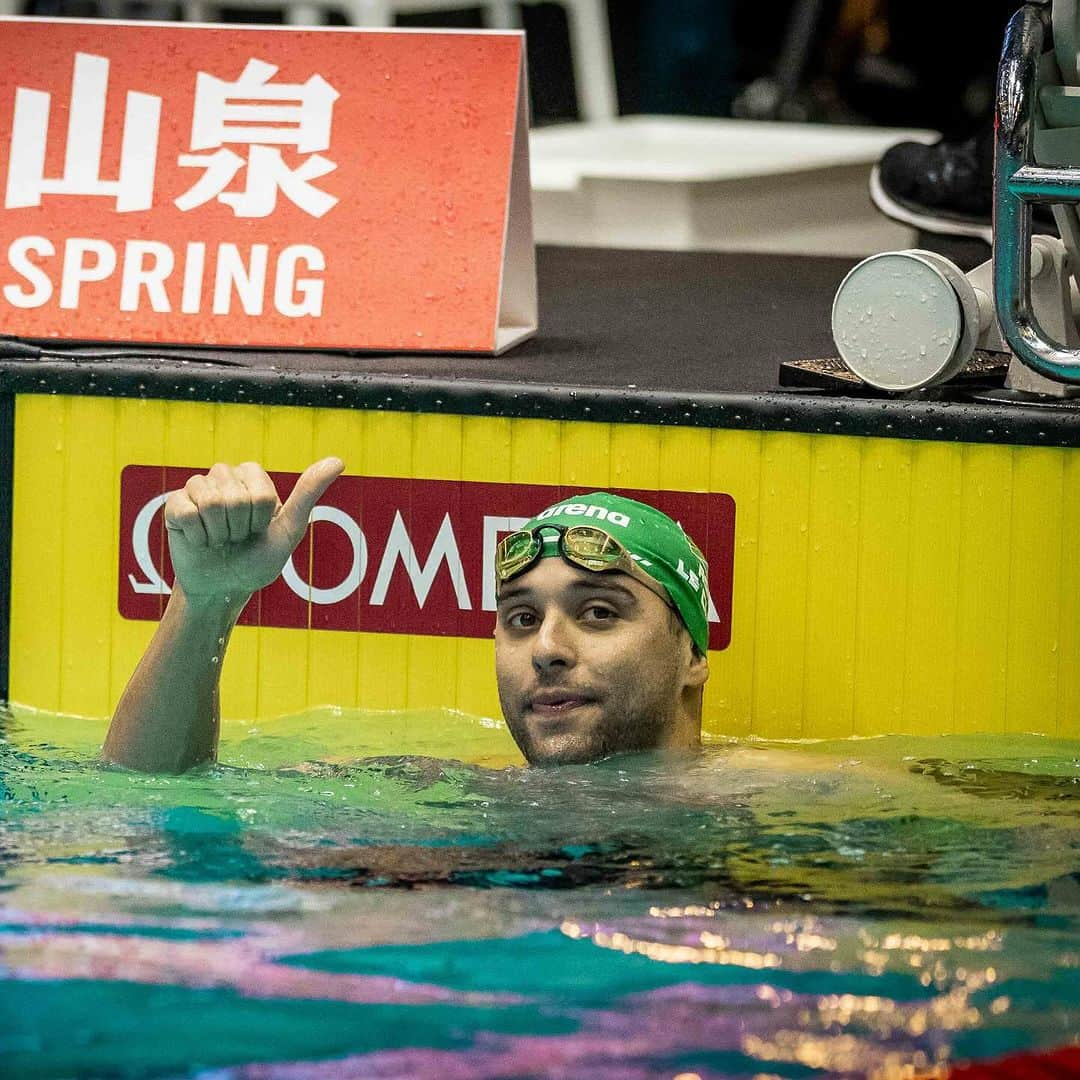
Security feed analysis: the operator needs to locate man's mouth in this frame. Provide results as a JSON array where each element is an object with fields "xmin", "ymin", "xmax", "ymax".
[{"xmin": 528, "ymin": 690, "xmax": 595, "ymax": 717}]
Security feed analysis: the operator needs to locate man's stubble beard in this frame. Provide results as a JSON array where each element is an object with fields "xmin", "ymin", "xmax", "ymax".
[{"xmin": 505, "ymin": 696, "xmax": 671, "ymax": 767}]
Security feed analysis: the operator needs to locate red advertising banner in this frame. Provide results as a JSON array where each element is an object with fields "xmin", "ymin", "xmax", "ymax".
[
  {"xmin": 119, "ymin": 467, "xmax": 737, "ymax": 650},
  {"xmin": 0, "ymin": 18, "xmax": 536, "ymax": 352}
]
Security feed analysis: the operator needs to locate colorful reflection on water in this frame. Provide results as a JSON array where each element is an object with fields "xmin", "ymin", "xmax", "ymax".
[{"xmin": 0, "ymin": 706, "xmax": 1077, "ymax": 1079}]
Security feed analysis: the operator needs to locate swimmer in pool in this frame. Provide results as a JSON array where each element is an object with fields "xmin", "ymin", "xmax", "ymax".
[{"xmin": 102, "ymin": 459, "xmax": 710, "ymax": 773}]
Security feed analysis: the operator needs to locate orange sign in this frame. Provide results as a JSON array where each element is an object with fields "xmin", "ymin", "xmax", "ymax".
[{"xmin": 0, "ymin": 17, "xmax": 536, "ymax": 353}]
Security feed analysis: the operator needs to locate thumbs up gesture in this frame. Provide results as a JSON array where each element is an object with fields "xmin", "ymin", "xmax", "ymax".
[{"xmin": 164, "ymin": 458, "xmax": 344, "ymax": 602}]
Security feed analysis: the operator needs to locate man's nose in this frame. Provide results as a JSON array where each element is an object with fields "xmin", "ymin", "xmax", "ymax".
[{"xmin": 532, "ymin": 611, "xmax": 577, "ymax": 673}]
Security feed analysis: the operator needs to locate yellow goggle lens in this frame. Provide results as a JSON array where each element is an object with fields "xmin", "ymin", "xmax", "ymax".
[
  {"xmin": 561, "ymin": 526, "xmax": 624, "ymax": 569},
  {"xmin": 494, "ymin": 530, "xmax": 542, "ymax": 583}
]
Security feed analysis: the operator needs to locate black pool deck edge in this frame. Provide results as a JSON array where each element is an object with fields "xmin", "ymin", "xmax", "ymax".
[{"xmin": 4, "ymin": 356, "xmax": 1080, "ymax": 448}]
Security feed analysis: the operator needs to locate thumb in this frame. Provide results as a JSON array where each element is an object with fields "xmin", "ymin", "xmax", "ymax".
[{"xmin": 273, "ymin": 457, "xmax": 345, "ymax": 548}]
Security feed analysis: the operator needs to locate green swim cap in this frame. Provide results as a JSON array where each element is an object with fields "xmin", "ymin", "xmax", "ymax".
[{"xmin": 519, "ymin": 492, "xmax": 711, "ymax": 653}]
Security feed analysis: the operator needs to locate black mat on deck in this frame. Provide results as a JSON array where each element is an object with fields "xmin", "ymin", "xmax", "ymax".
[{"xmin": 364, "ymin": 246, "xmax": 851, "ymax": 393}]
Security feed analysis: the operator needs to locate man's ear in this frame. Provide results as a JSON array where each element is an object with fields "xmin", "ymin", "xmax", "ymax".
[{"xmin": 685, "ymin": 645, "xmax": 709, "ymax": 688}]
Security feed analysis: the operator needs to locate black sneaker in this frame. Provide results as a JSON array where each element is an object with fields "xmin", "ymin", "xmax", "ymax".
[
  {"xmin": 871, "ymin": 130, "xmax": 1058, "ymax": 242},
  {"xmin": 871, "ymin": 132, "xmax": 995, "ymax": 241}
]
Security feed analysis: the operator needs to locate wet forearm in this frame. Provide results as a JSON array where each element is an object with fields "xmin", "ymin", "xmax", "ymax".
[{"xmin": 102, "ymin": 588, "xmax": 247, "ymax": 773}]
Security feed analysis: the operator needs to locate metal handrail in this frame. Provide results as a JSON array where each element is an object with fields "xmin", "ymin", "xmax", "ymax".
[{"xmin": 992, "ymin": 1, "xmax": 1080, "ymax": 381}]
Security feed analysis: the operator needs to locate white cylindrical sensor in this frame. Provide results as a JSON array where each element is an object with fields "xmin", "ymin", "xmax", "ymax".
[{"xmin": 831, "ymin": 249, "xmax": 980, "ymax": 391}]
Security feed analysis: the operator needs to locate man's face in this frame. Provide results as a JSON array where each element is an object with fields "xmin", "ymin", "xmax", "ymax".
[{"xmin": 494, "ymin": 557, "xmax": 707, "ymax": 765}]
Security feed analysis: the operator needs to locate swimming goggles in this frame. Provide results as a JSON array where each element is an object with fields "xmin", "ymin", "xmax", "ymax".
[{"xmin": 494, "ymin": 525, "xmax": 674, "ymax": 608}]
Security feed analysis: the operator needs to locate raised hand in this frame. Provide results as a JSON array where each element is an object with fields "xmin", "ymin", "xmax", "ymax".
[
  {"xmin": 105, "ymin": 457, "xmax": 345, "ymax": 773},
  {"xmin": 165, "ymin": 458, "xmax": 344, "ymax": 602}
]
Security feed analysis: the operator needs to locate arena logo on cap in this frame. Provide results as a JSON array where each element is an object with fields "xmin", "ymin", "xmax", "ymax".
[
  {"xmin": 534, "ymin": 503, "xmax": 631, "ymax": 527},
  {"xmin": 118, "ymin": 467, "xmax": 738, "ymax": 650}
]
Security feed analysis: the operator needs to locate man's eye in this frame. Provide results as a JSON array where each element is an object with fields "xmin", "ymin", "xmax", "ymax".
[
  {"xmin": 582, "ymin": 604, "xmax": 618, "ymax": 623},
  {"xmin": 504, "ymin": 610, "xmax": 538, "ymax": 630}
]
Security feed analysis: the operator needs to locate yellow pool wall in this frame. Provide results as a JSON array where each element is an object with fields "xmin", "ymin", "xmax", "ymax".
[{"xmin": 8, "ymin": 393, "xmax": 1080, "ymax": 743}]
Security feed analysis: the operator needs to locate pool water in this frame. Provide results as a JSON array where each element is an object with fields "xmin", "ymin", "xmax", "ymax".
[{"xmin": 1, "ymin": 705, "xmax": 1077, "ymax": 1079}]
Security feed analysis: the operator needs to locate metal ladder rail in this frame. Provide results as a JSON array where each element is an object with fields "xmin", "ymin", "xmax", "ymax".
[{"xmin": 994, "ymin": 0, "xmax": 1080, "ymax": 381}]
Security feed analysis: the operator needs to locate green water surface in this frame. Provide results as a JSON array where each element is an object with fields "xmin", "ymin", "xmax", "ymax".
[{"xmin": 0, "ymin": 705, "xmax": 1076, "ymax": 1079}]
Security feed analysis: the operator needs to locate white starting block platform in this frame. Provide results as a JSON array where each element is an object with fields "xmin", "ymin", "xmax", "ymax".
[{"xmin": 529, "ymin": 116, "xmax": 939, "ymax": 256}]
